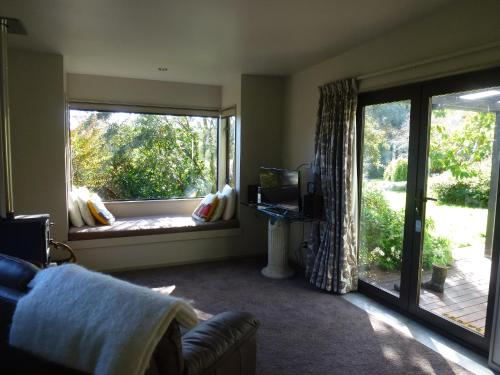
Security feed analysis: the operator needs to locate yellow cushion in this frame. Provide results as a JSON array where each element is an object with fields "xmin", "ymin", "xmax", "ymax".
[{"xmin": 87, "ymin": 194, "xmax": 115, "ymax": 225}]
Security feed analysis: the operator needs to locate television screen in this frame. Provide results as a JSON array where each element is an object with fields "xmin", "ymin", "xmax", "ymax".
[{"xmin": 259, "ymin": 167, "xmax": 300, "ymax": 211}]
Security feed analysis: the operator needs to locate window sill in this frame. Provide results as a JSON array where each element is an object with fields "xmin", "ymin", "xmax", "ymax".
[{"xmin": 68, "ymin": 215, "xmax": 239, "ymax": 241}]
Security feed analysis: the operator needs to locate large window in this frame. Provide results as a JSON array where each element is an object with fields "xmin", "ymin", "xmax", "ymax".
[{"xmin": 70, "ymin": 109, "xmax": 219, "ymax": 201}]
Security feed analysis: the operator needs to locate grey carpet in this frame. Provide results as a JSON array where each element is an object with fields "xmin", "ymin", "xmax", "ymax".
[{"xmin": 116, "ymin": 257, "xmax": 471, "ymax": 375}]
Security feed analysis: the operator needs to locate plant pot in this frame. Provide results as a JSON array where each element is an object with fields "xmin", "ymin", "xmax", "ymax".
[{"xmin": 422, "ymin": 264, "xmax": 448, "ymax": 293}]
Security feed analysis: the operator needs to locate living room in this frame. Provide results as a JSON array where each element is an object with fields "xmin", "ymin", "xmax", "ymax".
[{"xmin": 1, "ymin": 0, "xmax": 500, "ymax": 374}]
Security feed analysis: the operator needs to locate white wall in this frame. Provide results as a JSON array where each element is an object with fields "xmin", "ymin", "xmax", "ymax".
[
  {"xmin": 67, "ymin": 73, "xmax": 221, "ymax": 109},
  {"xmin": 9, "ymin": 49, "xmax": 67, "ymax": 241},
  {"xmin": 72, "ymin": 227, "xmax": 242, "ymax": 272},
  {"xmin": 238, "ymin": 75, "xmax": 287, "ymax": 255},
  {"xmin": 221, "ymin": 74, "xmax": 288, "ymax": 257}
]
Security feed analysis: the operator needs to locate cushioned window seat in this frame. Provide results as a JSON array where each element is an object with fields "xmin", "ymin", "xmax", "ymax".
[{"xmin": 68, "ymin": 215, "xmax": 239, "ymax": 241}]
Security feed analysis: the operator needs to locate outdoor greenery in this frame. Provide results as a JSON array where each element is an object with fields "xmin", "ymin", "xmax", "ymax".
[
  {"xmin": 363, "ymin": 101, "xmax": 410, "ymax": 178},
  {"xmin": 71, "ymin": 110, "xmax": 218, "ymax": 200},
  {"xmin": 383, "ymin": 158, "xmax": 408, "ymax": 182},
  {"xmin": 432, "ymin": 172, "xmax": 490, "ymax": 208},
  {"xmin": 360, "ymin": 104, "xmax": 496, "ymax": 274},
  {"xmin": 428, "ymin": 110, "xmax": 494, "ymax": 207},
  {"xmin": 429, "ymin": 111, "xmax": 495, "ymax": 178},
  {"xmin": 359, "ymin": 188, "xmax": 452, "ymax": 271}
]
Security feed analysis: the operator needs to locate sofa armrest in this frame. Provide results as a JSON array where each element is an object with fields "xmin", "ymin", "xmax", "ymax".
[
  {"xmin": 182, "ymin": 311, "xmax": 260, "ymax": 375},
  {"xmin": 148, "ymin": 319, "xmax": 184, "ymax": 375},
  {"xmin": 0, "ymin": 253, "xmax": 39, "ymax": 292},
  {"xmin": 0, "ymin": 252, "xmax": 38, "ymax": 348}
]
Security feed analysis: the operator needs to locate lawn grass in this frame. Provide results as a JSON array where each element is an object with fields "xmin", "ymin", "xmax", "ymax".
[
  {"xmin": 363, "ymin": 180, "xmax": 488, "ymax": 254},
  {"xmin": 382, "ymin": 189, "xmax": 487, "ymax": 252}
]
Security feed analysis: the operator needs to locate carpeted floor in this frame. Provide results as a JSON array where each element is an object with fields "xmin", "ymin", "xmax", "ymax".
[{"xmin": 116, "ymin": 257, "xmax": 471, "ymax": 375}]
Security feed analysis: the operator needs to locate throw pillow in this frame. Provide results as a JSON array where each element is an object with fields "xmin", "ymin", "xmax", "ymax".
[
  {"xmin": 68, "ymin": 190, "xmax": 84, "ymax": 228},
  {"xmin": 75, "ymin": 187, "xmax": 96, "ymax": 226},
  {"xmin": 221, "ymin": 184, "xmax": 236, "ymax": 220},
  {"xmin": 192, "ymin": 193, "xmax": 219, "ymax": 222},
  {"xmin": 87, "ymin": 194, "xmax": 116, "ymax": 225},
  {"xmin": 210, "ymin": 193, "xmax": 227, "ymax": 222}
]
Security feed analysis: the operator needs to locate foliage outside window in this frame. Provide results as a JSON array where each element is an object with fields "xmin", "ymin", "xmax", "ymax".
[
  {"xmin": 359, "ymin": 101, "xmax": 452, "ymax": 272},
  {"xmin": 70, "ymin": 109, "xmax": 218, "ymax": 201},
  {"xmin": 428, "ymin": 110, "xmax": 494, "ymax": 208},
  {"xmin": 226, "ymin": 115, "xmax": 236, "ymax": 187}
]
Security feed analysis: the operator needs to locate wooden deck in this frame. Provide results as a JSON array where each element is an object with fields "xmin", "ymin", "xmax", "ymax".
[{"xmin": 359, "ymin": 247, "xmax": 491, "ymax": 336}]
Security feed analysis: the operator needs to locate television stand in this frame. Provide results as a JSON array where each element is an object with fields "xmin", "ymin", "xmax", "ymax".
[{"xmin": 242, "ymin": 203, "xmax": 311, "ymax": 279}]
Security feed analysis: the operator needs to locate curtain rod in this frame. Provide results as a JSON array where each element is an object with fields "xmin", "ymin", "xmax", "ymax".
[{"xmin": 358, "ymin": 41, "xmax": 500, "ymax": 81}]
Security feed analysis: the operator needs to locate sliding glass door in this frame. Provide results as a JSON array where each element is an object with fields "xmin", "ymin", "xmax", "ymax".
[
  {"xmin": 359, "ymin": 99, "xmax": 412, "ymax": 299},
  {"xmin": 417, "ymin": 87, "xmax": 500, "ymax": 339},
  {"xmin": 358, "ymin": 68, "xmax": 500, "ymax": 352}
]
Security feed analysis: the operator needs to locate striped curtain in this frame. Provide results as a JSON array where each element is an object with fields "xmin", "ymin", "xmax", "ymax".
[{"xmin": 306, "ymin": 79, "xmax": 358, "ymax": 293}]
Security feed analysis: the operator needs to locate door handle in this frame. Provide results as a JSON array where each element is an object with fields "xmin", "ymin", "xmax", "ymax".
[{"xmin": 423, "ymin": 196, "xmax": 438, "ymax": 202}]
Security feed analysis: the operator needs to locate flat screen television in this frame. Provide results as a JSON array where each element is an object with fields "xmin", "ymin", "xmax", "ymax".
[{"xmin": 259, "ymin": 167, "xmax": 300, "ymax": 211}]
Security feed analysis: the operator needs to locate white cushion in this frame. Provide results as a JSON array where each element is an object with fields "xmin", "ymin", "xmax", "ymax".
[
  {"xmin": 210, "ymin": 193, "xmax": 227, "ymax": 222},
  {"xmin": 221, "ymin": 185, "xmax": 236, "ymax": 220},
  {"xmin": 68, "ymin": 190, "xmax": 84, "ymax": 227},
  {"xmin": 75, "ymin": 187, "xmax": 96, "ymax": 226},
  {"xmin": 192, "ymin": 193, "xmax": 218, "ymax": 222}
]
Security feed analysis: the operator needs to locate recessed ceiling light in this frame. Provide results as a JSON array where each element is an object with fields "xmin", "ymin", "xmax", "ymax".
[
  {"xmin": 158, "ymin": 67, "xmax": 168, "ymax": 72},
  {"xmin": 459, "ymin": 90, "xmax": 500, "ymax": 100}
]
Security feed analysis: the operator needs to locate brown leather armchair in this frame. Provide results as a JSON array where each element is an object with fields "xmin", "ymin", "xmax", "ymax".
[{"xmin": 0, "ymin": 254, "xmax": 259, "ymax": 375}]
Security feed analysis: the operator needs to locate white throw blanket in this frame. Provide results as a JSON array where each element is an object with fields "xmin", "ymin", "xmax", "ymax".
[{"xmin": 9, "ymin": 264, "xmax": 198, "ymax": 375}]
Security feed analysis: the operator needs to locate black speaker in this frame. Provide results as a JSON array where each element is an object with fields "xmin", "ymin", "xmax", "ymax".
[
  {"xmin": 247, "ymin": 184, "xmax": 259, "ymax": 204},
  {"xmin": 0, "ymin": 214, "xmax": 51, "ymax": 267}
]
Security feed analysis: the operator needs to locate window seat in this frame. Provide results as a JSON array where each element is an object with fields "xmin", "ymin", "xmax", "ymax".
[{"xmin": 68, "ymin": 215, "xmax": 239, "ymax": 241}]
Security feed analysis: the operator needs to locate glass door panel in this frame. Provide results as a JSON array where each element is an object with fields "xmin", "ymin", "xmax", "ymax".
[
  {"xmin": 418, "ymin": 87, "xmax": 500, "ymax": 337},
  {"xmin": 359, "ymin": 100, "xmax": 411, "ymax": 297}
]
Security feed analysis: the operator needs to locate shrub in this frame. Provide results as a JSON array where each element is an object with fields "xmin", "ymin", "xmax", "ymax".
[
  {"xmin": 359, "ymin": 188, "xmax": 452, "ymax": 271},
  {"xmin": 432, "ymin": 172, "xmax": 490, "ymax": 208},
  {"xmin": 383, "ymin": 158, "xmax": 408, "ymax": 182},
  {"xmin": 422, "ymin": 232, "xmax": 452, "ymax": 269},
  {"xmin": 359, "ymin": 189, "xmax": 404, "ymax": 271}
]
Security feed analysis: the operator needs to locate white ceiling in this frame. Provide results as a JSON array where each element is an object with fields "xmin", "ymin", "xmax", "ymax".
[{"xmin": 0, "ymin": 0, "xmax": 454, "ymax": 85}]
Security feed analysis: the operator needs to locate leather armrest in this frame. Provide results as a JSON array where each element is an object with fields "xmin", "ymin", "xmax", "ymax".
[
  {"xmin": 148, "ymin": 319, "xmax": 184, "ymax": 375},
  {"xmin": 182, "ymin": 311, "xmax": 260, "ymax": 375},
  {"xmin": 0, "ymin": 253, "xmax": 39, "ymax": 292},
  {"xmin": 0, "ymin": 285, "xmax": 23, "ymax": 346},
  {"xmin": 0, "ymin": 253, "xmax": 38, "ymax": 346}
]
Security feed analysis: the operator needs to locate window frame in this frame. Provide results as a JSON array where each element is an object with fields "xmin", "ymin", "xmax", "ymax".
[
  {"xmin": 68, "ymin": 101, "xmax": 223, "ymax": 203},
  {"xmin": 221, "ymin": 106, "xmax": 237, "ymax": 188}
]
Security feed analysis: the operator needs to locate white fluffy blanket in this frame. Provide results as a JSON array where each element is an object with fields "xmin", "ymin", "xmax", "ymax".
[{"xmin": 9, "ymin": 264, "xmax": 198, "ymax": 375}]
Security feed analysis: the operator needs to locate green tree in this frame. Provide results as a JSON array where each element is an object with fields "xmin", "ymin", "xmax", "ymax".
[
  {"xmin": 429, "ymin": 111, "xmax": 495, "ymax": 178},
  {"xmin": 363, "ymin": 101, "xmax": 410, "ymax": 178},
  {"xmin": 71, "ymin": 113, "xmax": 112, "ymax": 193},
  {"xmin": 71, "ymin": 111, "xmax": 217, "ymax": 200}
]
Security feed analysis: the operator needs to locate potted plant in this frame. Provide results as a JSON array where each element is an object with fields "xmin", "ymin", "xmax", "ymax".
[
  {"xmin": 421, "ymin": 234, "xmax": 452, "ymax": 293},
  {"xmin": 422, "ymin": 263, "xmax": 448, "ymax": 293}
]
